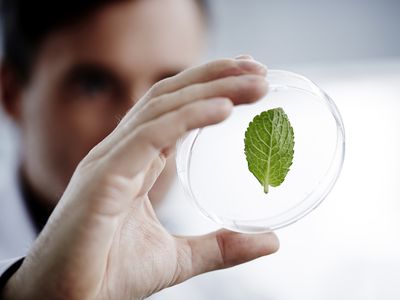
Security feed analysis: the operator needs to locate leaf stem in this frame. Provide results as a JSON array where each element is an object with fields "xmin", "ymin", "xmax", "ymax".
[{"xmin": 263, "ymin": 183, "xmax": 269, "ymax": 194}]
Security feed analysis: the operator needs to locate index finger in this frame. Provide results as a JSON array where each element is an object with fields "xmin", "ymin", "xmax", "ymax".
[
  {"xmin": 150, "ymin": 58, "xmax": 267, "ymax": 97},
  {"xmin": 120, "ymin": 58, "xmax": 267, "ymax": 128}
]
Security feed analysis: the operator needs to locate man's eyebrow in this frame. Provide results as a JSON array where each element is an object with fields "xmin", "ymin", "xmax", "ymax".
[{"xmin": 63, "ymin": 63, "xmax": 120, "ymax": 84}]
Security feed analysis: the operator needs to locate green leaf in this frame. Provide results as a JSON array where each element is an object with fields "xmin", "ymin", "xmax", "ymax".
[{"xmin": 244, "ymin": 107, "xmax": 295, "ymax": 193}]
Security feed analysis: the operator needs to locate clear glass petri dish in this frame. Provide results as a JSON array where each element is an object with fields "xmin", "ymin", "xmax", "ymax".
[{"xmin": 176, "ymin": 70, "xmax": 345, "ymax": 233}]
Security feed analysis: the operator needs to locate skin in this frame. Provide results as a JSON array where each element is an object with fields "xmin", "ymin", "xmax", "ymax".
[
  {"xmin": 0, "ymin": 0, "xmax": 279, "ymax": 298},
  {"xmin": 4, "ymin": 0, "xmax": 206, "ymax": 208}
]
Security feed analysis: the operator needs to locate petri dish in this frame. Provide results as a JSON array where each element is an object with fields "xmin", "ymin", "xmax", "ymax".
[{"xmin": 176, "ymin": 70, "xmax": 345, "ymax": 233}]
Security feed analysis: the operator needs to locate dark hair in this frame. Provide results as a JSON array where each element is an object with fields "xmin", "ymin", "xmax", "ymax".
[{"xmin": 0, "ymin": 0, "xmax": 208, "ymax": 84}]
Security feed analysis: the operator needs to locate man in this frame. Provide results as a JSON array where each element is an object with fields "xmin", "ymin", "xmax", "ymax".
[{"xmin": 0, "ymin": 0, "xmax": 279, "ymax": 298}]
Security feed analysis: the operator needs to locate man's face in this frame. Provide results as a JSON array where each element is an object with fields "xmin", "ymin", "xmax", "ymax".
[{"xmin": 14, "ymin": 0, "xmax": 205, "ymax": 203}]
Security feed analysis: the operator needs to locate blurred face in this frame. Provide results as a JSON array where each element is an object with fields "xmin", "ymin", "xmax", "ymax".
[{"xmin": 14, "ymin": 0, "xmax": 205, "ymax": 204}]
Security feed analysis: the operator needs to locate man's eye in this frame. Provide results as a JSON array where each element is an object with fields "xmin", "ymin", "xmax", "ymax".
[
  {"xmin": 65, "ymin": 65, "xmax": 120, "ymax": 102},
  {"xmin": 76, "ymin": 75, "xmax": 112, "ymax": 97}
]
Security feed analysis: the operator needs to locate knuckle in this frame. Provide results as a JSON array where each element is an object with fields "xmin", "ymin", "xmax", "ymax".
[
  {"xmin": 171, "ymin": 82, "xmax": 201, "ymax": 103},
  {"xmin": 174, "ymin": 87, "xmax": 187, "ymax": 100},
  {"xmin": 149, "ymin": 77, "xmax": 170, "ymax": 96},
  {"xmin": 221, "ymin": 58, "xmax": 239, "ymax": 72},
  {"xmin": 176, "ymin": 122, "xmax": 187, "ymax": 137},
  {"xmin": 144, "ymin": 95, "xmax": 162, "ymax": 111},
  {"xmin": 177, "ymin": 104, "xmax": 193, "ymax": 120},
  {"xmin": 179, "ymin": 101, "xmax": 207, "ymax": 124},
  {"xmin": 134, "ymin": 122, "xmax": 165, "ymax": 150},
  {"xmin": 177, "ymin": 105, "xmax": 196, "ymax": 126},
  {"xmin": 227, "ymin": 75, "xmax": 244, "ymax": 91},
  {"xmin": 185, "ymin": 83, "xmax": 203, "ymax": 98}
]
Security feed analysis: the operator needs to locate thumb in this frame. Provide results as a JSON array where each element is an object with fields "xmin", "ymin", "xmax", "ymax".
[{"xmin": 174, "ymin": 229, "xmax": 279, "ymax": 283}]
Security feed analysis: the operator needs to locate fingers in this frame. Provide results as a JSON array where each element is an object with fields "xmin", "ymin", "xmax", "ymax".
[
  {"xmin": 120, "ymin": 58, "xmax": 267, "ymax": 124},
  {"xmin": 90, "ymin": 57, "xmax": 267, "ymax": 172},
  {"xmin": 104, "ymin": 98, "xmax": 233, "ymax": 178},
  {"xmin": 174, "ymin": 230, "xmax": 279, "ymax": 284},
  {"xmin": 149, "ymin": 58, "xmax": 267, "ymax": 98},
  {"xmin": 127, "ymin": 74, "xmax": 268, "ymax": 129}
]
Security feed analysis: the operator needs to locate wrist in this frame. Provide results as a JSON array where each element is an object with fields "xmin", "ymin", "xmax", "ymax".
[
  {"xmin": 2, "ymin": 277, "xmax": 16, "ymax": 300},
  {"xmin": 1, "ymin": 272, "xmax": 25, "ymax": 300},
  {"xmin": 0, "ymin": 258, "xmax": 25, "ymax": 300}
]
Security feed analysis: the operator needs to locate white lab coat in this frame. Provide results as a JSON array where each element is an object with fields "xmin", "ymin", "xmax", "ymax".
[{"xmin": 0, "ymin": 164, "xmax": 36, "ymax": 276}]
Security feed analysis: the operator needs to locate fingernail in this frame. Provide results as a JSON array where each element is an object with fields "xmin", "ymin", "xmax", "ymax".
[
  {"xmin": 235, "ymin": 54, "xmax": 254, "ymax": 60},
  {"xmin": 237, "ymin": 60, "xmax": 267, "ymax": 75},
  {"xmin": 243, "ymin": 74, "xmax": 267, "ymax": 83}
]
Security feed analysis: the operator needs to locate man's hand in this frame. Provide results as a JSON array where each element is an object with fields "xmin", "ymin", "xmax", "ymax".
[{"xmin": 2, "ymin": 57, "xmax": 279, "ymax": 300}]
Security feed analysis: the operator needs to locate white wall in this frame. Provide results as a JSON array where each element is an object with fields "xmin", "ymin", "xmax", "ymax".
[{"xmin": 207, "ymin": 0, "xmax": 400, "ymax": 66}]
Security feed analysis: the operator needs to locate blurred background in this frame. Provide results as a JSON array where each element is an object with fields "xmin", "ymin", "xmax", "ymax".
[
  {"xmin": 207, "ymin": 0, "xmax": 400, "ymax": 66},
  {"xmin": 1, "ymin": 0, "xmax": 400, "ymax": 299},
  {"xmin": 155, "ymin": 0, "xmax": 400, "ymax": 299}
]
